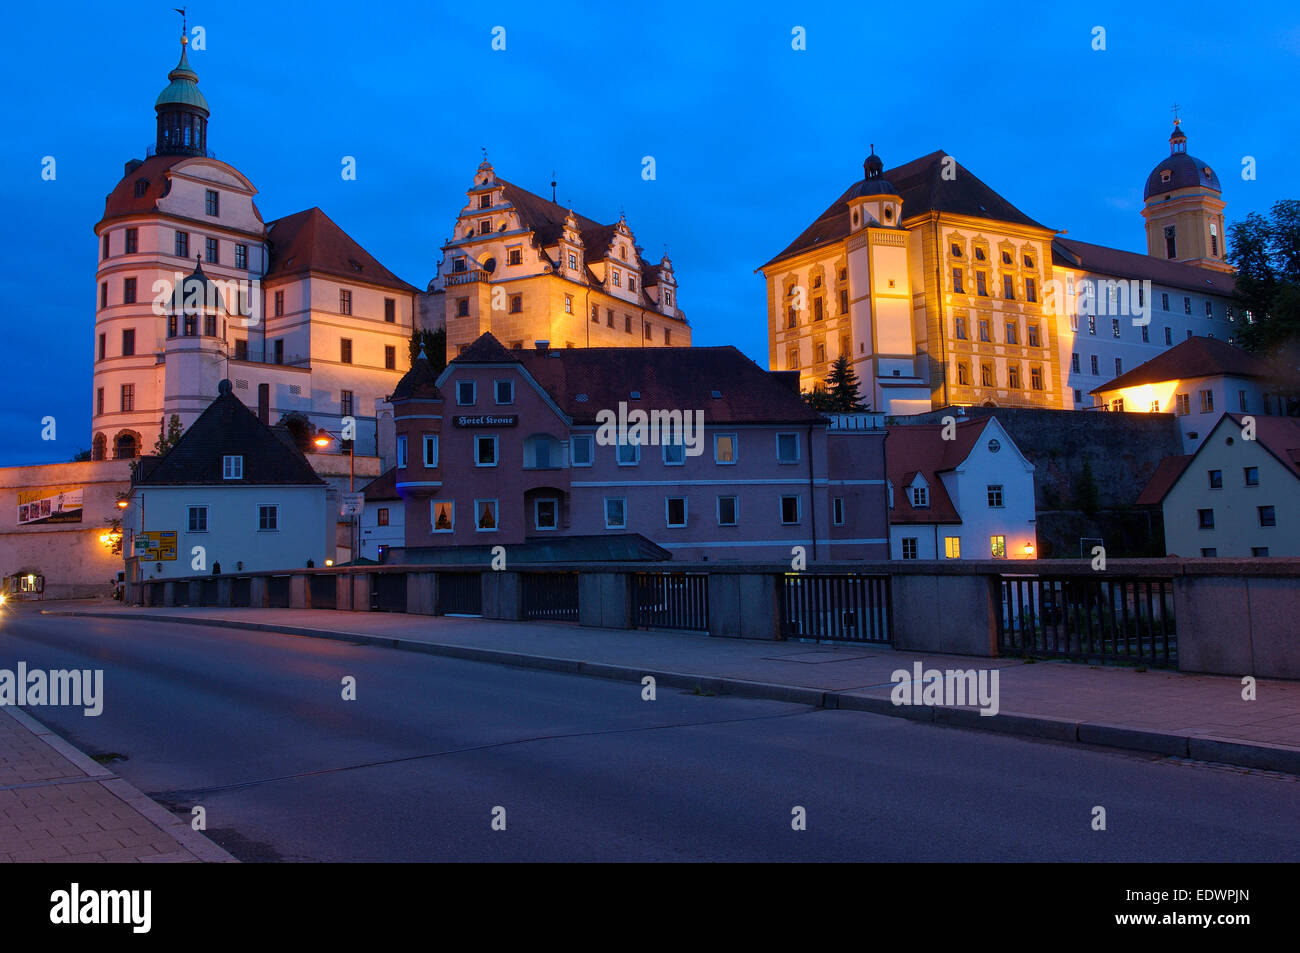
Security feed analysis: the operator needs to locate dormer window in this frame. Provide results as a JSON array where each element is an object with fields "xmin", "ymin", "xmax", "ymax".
[
  {"xmin": 628, "ymin": 275, "xmax": 636, "ymax": 292},
  {"xmin": 478, "ymin": 219, "xmax": 491, "ymax": 235},
  {"xmin": 479, "ymin": 194, "xmax": 491, "ymax": 209},
  {"xmin": 1160, "ymin": 170, "xmax": 1172, "ymax": 184},
  {"xmin": 910, "ymin": 486, "xmax": 928, "ymax": 508},
  {"xmin": 134, "ymin": 179, "xmax": 149, "ymax": 197},
  {"xmin": 620, "ymin": 246, "xmax": 627, "ymax": 261},
  {"xmin": 567, "ymin": 252, "xmax": 577, "ymax": 270},
  {"xmin": 222, "ymin": 455, "xmax": 243, "ymax": 480},
  {"xmin": 852, "ymin": 210, "xmax": 859, "ymax": 226},
  {"xmin": 453, "ymin": 256, "xmax": 467, "ymax": 273},
  {"xmin": 612, "ymin": 270, "xmax": 621, "ymax": 288}
]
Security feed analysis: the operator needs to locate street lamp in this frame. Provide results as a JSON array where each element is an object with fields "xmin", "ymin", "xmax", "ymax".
[
  {"xmin": 313, "ymin": 430, "xmax": 359, "ymax": 601},
  {"xmin": 1023, "ymin": 542, "xmax": 1035, "ymax": 558}
]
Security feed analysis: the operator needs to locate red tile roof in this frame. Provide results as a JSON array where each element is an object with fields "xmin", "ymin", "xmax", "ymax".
[
  {"xmin": 1053, "ymin": 237, "xmax": 1237, "ymax": 296},
  {"xmin": 760, "ymin": 150, "xmax": 1048, "ymax": 270},
  {"xmin": 1091, "ymin": 336, "xmax": 1276, "ymax": 394},
  {"xmin": 1227, "ymin": 413, "xmax": 1300, "ymax": 480},
  {"xmin": 265, "ymin": 208, "xmax": 419, "ymax": 293},
  {"xmin": 884, "ymin": 419, "xmax": 990, "ymax": 524},
  {"xmin": 97, "ymin": 154, "xmax": 192, "ymax": 228},
  {"xmin": 362, "ymin": 467, "xmax": 400, "ymax": 502},
  {"xmin": 448, "ymin": 334, "xmax": 823, "ymax": 425},
  {"xmin": 1134, "ymin": 454, "xmax": 1193, "ymax": 506}
]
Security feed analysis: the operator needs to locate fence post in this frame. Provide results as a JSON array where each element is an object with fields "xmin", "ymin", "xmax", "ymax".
[
  {"xmin": 249, "ymin": 575, "xmax": 269, "ymax": 609},
  {"xmin": 290, "ymin": 573, "xmax": 309, "ymax": 609},
  {"xmin": 891, "ymin": 572, "xmax": 999, "ymax": 656},
  {"xmin": 707, "ymin": 571, "xmax": 781, "ymax": 640},
  {"xmin": 579, "ymin": 572, "xmax": 634, "ymax": 628},
  {"xmin": 482, "ymin": 571, "xmax": 522, "ymax": 620},
  {"xmin": 407, "ymin": 571, "xmax": 438, "ymax": 615}
]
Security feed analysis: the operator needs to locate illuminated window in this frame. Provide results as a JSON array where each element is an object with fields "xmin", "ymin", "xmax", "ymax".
[
  {"xmin": 475, "ymin": 500, "xmax": 498, "ymax": 532},
  {"xmin": 432, "ymin": 500, "xmax": 454, "ymax": 532},
  {"xmin": 990, "ymin": 536, "xmax": 1006, "ymax": 558},
  {"xmin": 944, "ymin": 536, "xmax": 961, "ymax": 558}
]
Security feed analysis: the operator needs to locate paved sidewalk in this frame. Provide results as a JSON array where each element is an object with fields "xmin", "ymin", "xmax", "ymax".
[
  {"xmin": 48, "ymin": 605, "xmax": 1300, "ymax": 774},
  {"xmin": 0, "ymin": 705, "xmax": 236, "ymax": 863}
]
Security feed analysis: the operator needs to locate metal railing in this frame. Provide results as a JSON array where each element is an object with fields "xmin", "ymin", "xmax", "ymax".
[
  {"xmin": 779, "ymin": 573, "xmax": 892, "ymax": 642},
  {"xmin": 371, "ymin": 572, "xmax": 407, "ymax": 613},
  {"xmin": 522, "ymin": 572, "xmax": 579, "ymax": 623},
  {"xmin": 634, "ymin": 572, "xmax": 709, "ymax": 631},
  {"xmin": 437, "ymin": 572, "xmax": 482, "ymax": 616},
  {"xmin": 998, "ymin": 575, "xmax": 1176, "ymax": 665}
]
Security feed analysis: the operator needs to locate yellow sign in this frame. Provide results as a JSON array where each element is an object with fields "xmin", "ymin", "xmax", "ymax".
[{"xmin": 134, "ymin": 530, "xmax": 178, "ymax": 560}]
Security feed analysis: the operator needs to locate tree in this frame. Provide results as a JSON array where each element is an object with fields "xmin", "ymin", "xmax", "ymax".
[
  {"xmin": 803, "ymin": 356, "xmax": 869, "ymax": 412},
  {"xmin": 70, "ymin": 448, "xmax": 92, "ymax": 462},
  {"xmin": 153, "ymin": 414, "xmax": 184, "ymax": 456},
  {"xmin": 1228, "ymin": 200, "xmax": 1300, "ymax": 356},
  {"xmin": 409, "ymin": 327, "xmax": 447, "ymax": 374}
]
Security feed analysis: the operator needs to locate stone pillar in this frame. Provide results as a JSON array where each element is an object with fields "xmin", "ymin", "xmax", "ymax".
[
  {"xmin": 482, "ymin": 571, "xmax": 521, "ymax": 621},
  {"xmin": 249, "ymin": 575, "xmax": 269, "ymax": 609},
  {"xmin": 351, "ymin": 573, "xmax": 371, "ymax": 612},
  {"xmin": 217, "ymin": 577, "xmax": 234, "ymax": 607},
  {"xmin": 186, "ymin": 580, "xmax": 201, "ymax": 606},
  {"xmin": 891, "ymin": 573, "xmax": 999, "ymax": 656},
  {"xmin": 407, "ymin": 572, "xmax": 438, "ymax": 615},
  {"xmin": 162, "ymin": 581, "xmax": 177, "ymax": 607},
  {"xmin": 707, "ymin": 573, "xmax": 781, "ymax": 640},
  {"xmin": 579, "ymin": 573, "xmax": 634, "ymax": 628},
  {"xmin": 290, "ymin": 573, "xmax": 309, "ymax": 609}
]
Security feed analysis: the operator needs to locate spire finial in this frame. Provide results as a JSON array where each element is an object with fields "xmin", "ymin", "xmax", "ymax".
[
  {"xmin": 1172, "ymin": 102, "xmax": 1180, "ymax": 124},
  {"xmin": 174, "ymin": 7, "xmax": 187, "ymax": 45},
  {"xmin": 551, "ymin": 170, "xmax": 557, "ymax": 203},
  {"xmin": 481, "ymin": 146, "xmax": 488, "ymax": 163}
]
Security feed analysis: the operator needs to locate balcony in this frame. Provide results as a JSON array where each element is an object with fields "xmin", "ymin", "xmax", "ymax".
[{"xmin": 445, "ymin": 270, "xmax": 490, "ymax": 287}]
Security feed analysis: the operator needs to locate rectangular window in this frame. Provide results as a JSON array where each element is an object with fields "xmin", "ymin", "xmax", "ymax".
[
  {"xmin": 494, "ymin": 379, "xmax": 514, "ymax": 404},
  {"xmin": 234, "ymin": 243, "xmax": 248, "ymax": 269},
  {"xmin": 1007, "ymin": 365, "xmax": 1021, "ymax": 389},
  {"xmin": 1030, "ymin": 366, "xmax": 1043, "ymax": 390},
  {"xmin": 175, "ymin": 231, "xmax": 189, "ymax": 258},
  {"xmin": 644, "ymin": 324, "xmax": 653, "ymax": 340},
  {"xmin": 1025, "ymin": 277, "xmax": 1036, "ymax": 302},
  {"xmin": 1074, "ymin": 389, "xmax": 1082, "ymax": 404},
  {"xmin": 396, "ymin": 435, "xmax": 408, "ymax": 469},
  {"xmin": 475, "ymin": 499, "xmax": 498, "ymax": 532},
  {"xmin": 1208, "ymin": 469, "xmax": 1223, "ymax": 489},
  {"xmin": 1071, "ymin": 353, "xmax": 1080, "ymax": 373},
  {"xmin": 1112, "ymin": 318, "xmax": 1121, "ymax": 338},
  {"xmin": 422, "ymin": 434, "xmax": 439, "ymax": 468},
  {"xmin": 97, "ymin": 333, "xmax": 106, "ymax": 361},
  {"xmin": 1198, "ymin": 508, "xmax": 1215, "ymax": 529},
  {"xmin": 475, "ymin": 435, "xmax": 498, "ymax": 467},
  {"xmin": 1258, "ymin": 505, "xmax": 1276, "ymax": 527},
  {"xmin": 205, "ymin": 189, "xmax": 219, "ymax": 216},
  {"xmin": 457, "ymin": 297, "xmax": 470, "ymax": 318},
  {"xmin": 987, "ymin": 485, "xmax": 1004, "ymax": 508},
  {"xmin": 617, "ymin": 440, "xmax": 640, "ymax": 466},
  {"xmin": 1184, "ymin": 297, "xmax": 1192, "ymax": 315},
  {"xmin": 832, "ymin": 497, "xmax": 845, "ymax": 526},
  {"xmin": 102, "ymin": 233, "xmax": 110, "ymax": 259},
  {"xmin": 901, "ymin": 538, "xmax": 918, "ymax": 560},
  {"xmin": 780, "ymin": 495, "xmax": 801, "ymax": 525},
  {"xmin": 990, "ymin": 536, "xmax": 1006, "ymax": 558},
  {"xmin": 230, "ymin": 338, "xmax": 246, "ymax": 361},
  {"xmin": 1141, "ymin": 324, "xmax": 1149, "ymax": 343},
  {"xmin": 340, "ymin": 339, "xmax": 353, "ymax": 364},
  {"xmin": 432, "ymin": 500, "xmax": 454, "ymax": 532},
  {"xmin": 457, "ymin": 380, "xmax": 476, "ymax": 406},
  {"xmin": 187, "ymin": 506, "xmax": 208, "ymax": 533},
  {"xmin": 954, "ymin": 316, "xmax": 967, "ymax": 340},
  {"xmin": 258, "ymin": 505, "xmax": 278, "ymax": 531},
  {"xmin": 1027, "ymin": 325, "xmax": 1040, "ymax": 348},
  {"xmin": 978, "ymin": 319, "xmax": 990, "ymax": 342},
  {"xmin": 717, "ymin": 495, "xmax": 738, "ymax": 527},
  {"xmin": 714, "ymin": 433, "xmax": 737, "ymax": 464},
  {"xmin": 981, "ymin": 364, "xmax": 994, "ymax": 387},
  {"xmin": 95, "ymin": 387, "xmax": 104, "ymax": 416},
  {"xmin": 612, "ymin": 270, "xmax": 621, "ymax": 288},
  {"xmin": 662, "ymin": 441, "xmax": 685, "ymax": 466},
  {"xmin": 118, "ymin": 330, "xmax": 135, "ymax": 359},
  {"xmin": 1090, "ymin": 355, "xmax": 1099, "ymax": 375},
  {"xmin": 813, "ymin": 298, "xmax": 824, "ymax": 321},
  {"xmin": 624, "ymin": 314, "xmax": 631, "ymax": 333},
  {"xmin": 274, "ymin": 290, "xmax": 284, "ymax": 317},
  {"xmin": 273, "ymin": 339, "xmax": 284, "ymax": 364},
  {"xmin": 125, "ymin": 228, "xmax": 138, "ymax": 254},
  {"xmin": 100, "ymin": 282, "xmax": 108, "ymax": 309},
  {"xmin": 564, "ymin": 294, "xmax": 573, "ymax": 315},
  {"xmin": 1201, "ymin": 548, "xmax": 1217, "ymax": 557},
  {"xmin": 664, "ymin": 329, "xmax": 672, "ymax": 346},
  {"xmin": 665, "ymin": 497, "xmax": 687, "ymax": 528},
  {"xmin": 384, "ymin": 298, "xmax": 396, "ymax": 323},
  {"xmin": 453, "ymin": 256, "xmax": 466, "ymax": 273},
  {"xmin": 1244, "ymin": 466, "xmax": 1259, "ymax": 487},
  {"xmin": 944, "ymin": 536, "xmax": 961, "ymax": 559},
  {"xmin": 222, "ymin": 454, "xmax": 243, "ymax": 479},
  {"xmin": 1002, "ymin": 275, "xmax": 1014, "ymax": 299},
  {"xmin": 120, "ymin": 383, "xmax": 135, "ymax": 412},
  {"xmin": 1252, "ymin": 547, "xmax": 1269, "ymax": 557},
  {"xmin": 571, "ymin": 434, "xmax": 593, "ymax": 467},
  {"xmin": 385, "ymin": 345, "xmax": 396, "ymax": 370},
  {"xmin": 478, "ymin": 218, "xmax": 492, "ymax": 235},
  {"xmin": 910, "ymin": 486, "xmax": 928, "ymax": 508},
  {"xmin": 776, "ymin": 432, "xmax": 799, "ymax": 464},
  {"xmin": 605, "ymin": 497, "xmax": 627, "ymax": 529},
  {"xmin": 510, "ymin": 294, "xmax": 522, "ymax": 314},
  {"xmin": 1199, "ymin": 389, "xmax": 1214, "ymax": 413},
  {"xmin": 840, "ymin": 289, "xmax": 849, "ymax": 313},
  {"xmin": 1205, "ymin": 300, "xmax": 1213, "ymax": 318},
  {"xmin": 377, "ymin": 507, "xmax": 390, "ymax": 527},
  {"xmin": 1238, "ymin": 390, "xmax": 1248, "ymax": 413},
  {"xmin": 1088, "ymin": 315, "xmax": 1096, "ymax": 335},
  {"xmin": 1115, "ymin": 357, "xmax": 1123, "ymax": 376},
  {"xmin": 204, "ymin": 237, "xmax": 217, "ymax": 264},
  {"xmin": 338, "ymin": 289, "xmax": 352, "ymax": 316},
  {"xmin": 567, "ymin": 252, "xmax": 577, "ymax": 270},
  {"xmin": 976, "ymin": 272, "xmax": 987, "ymax": 296},
  {"xmin": 1005, "ymin": 321, "xmax": 1018, "ymax": 345},
  {"xmin": 535, "ymin": 499, "xmax": 559, "ymax": 531}
]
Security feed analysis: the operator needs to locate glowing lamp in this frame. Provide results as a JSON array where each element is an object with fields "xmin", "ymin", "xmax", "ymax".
[
  {"xmin": 1023, "ymin": 543, "xmax": 1035, "ymax": 557},
  {"xmin": 313, "ymin": 436, "xmax": 331, "ymax": 448},
  {"xmin": 116, "ymin": 499, "xmax": 129, "ymax": 509},
  {"xmin": 324, "ymin": 559, "xmax": 335, "ymax": 567}
]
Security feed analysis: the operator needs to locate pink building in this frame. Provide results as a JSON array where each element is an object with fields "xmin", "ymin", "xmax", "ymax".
[{"xmin": 389, "ymin": 334, "xmax": 888, "ymax": 563}]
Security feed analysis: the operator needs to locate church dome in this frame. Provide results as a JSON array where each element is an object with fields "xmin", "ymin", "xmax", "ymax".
[{"xmin": 1143, "ymin": 121, "xmax": 1219, "ymax": 199}]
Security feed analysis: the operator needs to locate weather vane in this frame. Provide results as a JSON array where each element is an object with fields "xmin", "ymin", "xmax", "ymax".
[
  {"xmin": 174, "ymin": 7, "xmax": 187, "ymax": 39},
  {"xmin": 1172, "ymin": 103, "xmax": 1181, "ymax": 123}
]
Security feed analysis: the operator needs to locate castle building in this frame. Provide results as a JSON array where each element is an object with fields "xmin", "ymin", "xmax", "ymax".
[
  {"xmin": 425, "ymin": 161, "xmax": 689, "ymax": 359},
  {"xmin": 91, "ymin": 34, "xmax": 419, "ymax": 462},
  {"xmin": 761, "ymin": 126, "xmax": 1239, "ymax": 414}
]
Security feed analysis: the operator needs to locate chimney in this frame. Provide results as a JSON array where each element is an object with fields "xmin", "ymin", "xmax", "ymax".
[{"xmin": 535, "ymin": 340, "xmax": 550, "ymax": 354}]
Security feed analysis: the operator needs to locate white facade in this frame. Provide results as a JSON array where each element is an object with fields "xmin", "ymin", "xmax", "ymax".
[
  {"xmin": 358, "ymin": 501, "xmax": 404, "ymax": 562},
  {"xmin": 1161, "ymin": 416, "xmax": 1299, "ymax": 558},
  {"xmin": 1096, "ymin": 372, "xmax": 1273, "ymax": 454},
  {"xmin": 124, "ymin": 483, "xmax": 329, "ymax": 581}
]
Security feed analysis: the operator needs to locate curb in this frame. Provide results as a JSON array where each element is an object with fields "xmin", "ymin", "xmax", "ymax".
[
  {"xmin": 47, "ymin": 609, "xmax": 1300, "ymax": 776},
  {"xmin": 3, "ymin": 705, "xmax": 238, "ymax": 863}
]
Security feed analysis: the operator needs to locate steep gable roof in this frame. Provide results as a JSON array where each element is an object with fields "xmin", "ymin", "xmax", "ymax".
[
  {"xmin": 265, "ymin": 207, "xmax": 419, "ymax": 293},
  {"xmin": 1227, "ymin": 413, "xmax": 1300, "ymax": 480},
  {"xmin": 134, "ymin": 386, "xmax": 325, "ymax": 486},
  {"xmin": 362, "ymin": 467, "xmax": 400, "ymax": 502},
  {"xmin": 1135, "ymin": 454, "xmax": 1193, "ymax": 506},
  {"xmin": 1092, "ymin": 336, "xmax": 1275, "ymax": 394},
  {"xmin": 388, "ymin": 347, "xmax": 444, "ymax": 401},
  {"xmin": 885, "ymin": 418, "xmax": 992, "ymax": 524},
  {"xmin": 497, "ymin": 179, "xmax": 609, "ymax": 253},
  {"xmin": 760, "ymin": 150, "xmax": 1048, "ymax": 270}
]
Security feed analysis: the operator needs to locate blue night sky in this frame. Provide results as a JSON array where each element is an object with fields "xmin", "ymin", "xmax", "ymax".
[{"xmin": 1, "ymin": 0, "xmax": 1296, "ymax": 465}]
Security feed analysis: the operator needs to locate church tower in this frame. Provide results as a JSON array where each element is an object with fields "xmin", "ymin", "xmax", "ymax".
[
  {"xmin": 154, "ymin": 31, "xmax": 209, "ymax": 157},
  {"xmin": 1140, "ymin": 118, "xmax": 1231, "ymax": 274}
]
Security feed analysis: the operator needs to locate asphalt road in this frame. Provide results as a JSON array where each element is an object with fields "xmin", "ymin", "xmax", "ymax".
[{"xmin": 2, "ymin": 609, "xmax": 1297, "ymax": 861}]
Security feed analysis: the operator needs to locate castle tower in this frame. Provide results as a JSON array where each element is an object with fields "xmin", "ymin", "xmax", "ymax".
[{"xmin": 1141, "ymin": 119, "xmax": 1232, "ymax": 274}]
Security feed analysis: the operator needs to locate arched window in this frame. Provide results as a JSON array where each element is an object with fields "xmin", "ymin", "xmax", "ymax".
[
  {"xmin": 92, "ymin": 434, "xmax": 107, "ymax": 461},
  {"xmin": 113, "ymin": 433, "xmax": 138, "ymax": 460}
]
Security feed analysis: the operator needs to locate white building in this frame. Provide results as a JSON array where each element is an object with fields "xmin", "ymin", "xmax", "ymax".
[
  {"xmin": 1091, "ymin": 336, "xmax": 1282, "ymax": 453},
  {"xmin": 124, "ymin": 381, "xmax": 330, "ymax": 580},
  {"xmin": 91, "ymin": 34, "xmax": 418, "ymax": 463},
  {"xmin": 886, "ymin": 416, "xmax": 1036, "ymax": 560},
  {"xmin": 357, "ymin": 467, "xmax": 404, "ymax": 562},
  {"xmin": 1138, "ymin": 414, "xmax": 1300, "ymax": 557}
]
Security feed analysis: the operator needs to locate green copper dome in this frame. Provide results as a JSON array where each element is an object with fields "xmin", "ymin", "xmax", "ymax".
[{"xmin": 154, "ymin": 43, "xmax": 209, "ymax": 114}]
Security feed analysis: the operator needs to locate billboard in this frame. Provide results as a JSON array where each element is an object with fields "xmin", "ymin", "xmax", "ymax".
[{"xmin": 16, "ymin": 486, "xmax": 83, "ymax": 525}]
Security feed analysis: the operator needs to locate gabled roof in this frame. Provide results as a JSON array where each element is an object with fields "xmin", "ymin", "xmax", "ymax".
[
  {"xmin": 134, "ymin": 385, "xmax": 325, "ymax": 486},
  {"xmin": 388, "ymin": 347, "xmax": 443, "ymax": 401},
  {"xmin": 497, "ymin": 179, "xmax": 610, "ymax": 254},
  {"xmin": 447, "ymin": 334, "xmax": 823, "ymax": 425},
  {"xmin": 362, "ymin": 467, "xmax": 400, "ymax": 502},
  {"xmin": 265, "ymin": 207, "xmax": 419, "ymax": 293},
  {"xmin": 1135, "ymin": 454, "xmax": 1193, "ymax": 506},
  {"xmin": 885, "ymin": 418, "xmax": 994, "ymax": 524},
  {"xmin": 1227, "ymin": 413, "xmax": 1300, "ymax": 480},
  {"xmin": 97, "ymin": 154, "xmax": 191, "ymax": 228},
  {"xmin": 1092, "ymin": 336, "xmax": 1275, "ymax": 394},
  {"xmin": 760, "ymin": 150, "xmax": 1048, "ymax": 270},
  {"xmin": 1053, "ymin": 237, "xmax": 1236, "ymax": 296}
]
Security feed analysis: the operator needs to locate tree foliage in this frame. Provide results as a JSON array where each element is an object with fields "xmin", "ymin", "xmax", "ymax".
[
  {"xmin": 409, "ymin": 327, "xmax": 447, "ymax": 374},
  {"xmin": 153, "ymin": 414, "xmax": 185, "ymax": 457},
  {"xmin": 1228, "ymin": 200, "xmax": 1300, "ymax": 359},
  {"xmin": 802, "ymin": 355, "xmax": 869, "ymax": 412}
]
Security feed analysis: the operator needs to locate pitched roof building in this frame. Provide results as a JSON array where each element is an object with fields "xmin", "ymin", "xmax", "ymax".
[
  {"xmin": 426, "ymin": 160, "xmax": 688, "ymax": 360},
  {"xmin": 760, "ymin": 125, "xmax": 1241, "ymax": 417}
]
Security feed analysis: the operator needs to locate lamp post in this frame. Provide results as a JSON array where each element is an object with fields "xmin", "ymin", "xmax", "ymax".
[{"xmin": 313, "ymin": 431, "xmax": 359, "ymax": 606}]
